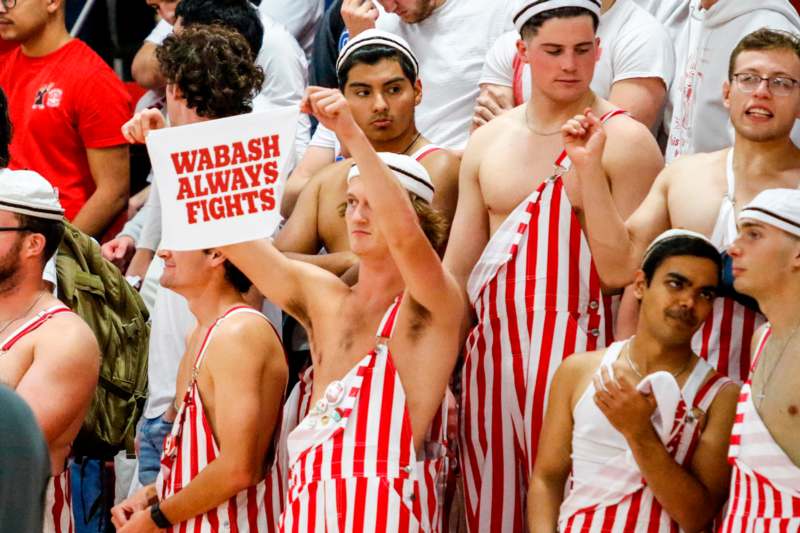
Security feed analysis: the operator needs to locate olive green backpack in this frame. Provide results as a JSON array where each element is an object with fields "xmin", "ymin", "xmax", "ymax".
[{"xmin": 56, "ymin": 222, "xmax": 150, "ymax": 459}]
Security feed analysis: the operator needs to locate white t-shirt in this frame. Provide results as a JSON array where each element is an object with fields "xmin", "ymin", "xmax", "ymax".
[
  {"xmin": 374, "ymin": 0, "xmax": 516, "ymax": 149},
  {"xmin": 144, "ymin": 14, "xmax": 311, "ymax": 158},
  {"xmin": 479, "ymin": 0, "xmax": 675, "ymax": 106},
  {"xmin": 665, "ymin": 0, "xmax": 800, "ymax": 162},
  {"xmin": 258, "ymin": 0, "xmax": 324, "ymax": 59},
  {"xmin": 631, "ymin": 0, "xmax": 690, "ymax": 42}
]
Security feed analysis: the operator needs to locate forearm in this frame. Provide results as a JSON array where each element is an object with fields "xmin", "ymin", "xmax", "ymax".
[
  {"xmin": 284, "ymin": 251, "xmax": 357, "ymax": 276},
  {"xmin": 527, "ymin": 475, "xmax": 565, "ymax": 533},
  {"xmin": 126, "ymin": 248, "xmax": 155, "ymax": 279},
  {"xmin": 575, "ymin": 162, "xmax": 638, "ymax": 287},
  {"xmin": 627, "ymin": 428, "xmax": 717, "ymax": 531},
  {"xmin": 159, "ymin": 457, "xmax": 256, "ymax": 525},
  {"xmin": 72, "ymin": 186, "xmax": 128, "ymax": 237}
]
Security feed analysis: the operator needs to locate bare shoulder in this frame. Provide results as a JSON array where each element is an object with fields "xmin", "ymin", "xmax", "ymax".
[
  {"xmin": 37, "ymin": 311, "xmax": 100, "ymax": 368},
  {"xmin": 705, "ymin": 376, "xmax": 741, "ymax": 425},
  {"xmin": 558, "ymin": 349, "xmax": 604, "ymax": 377},
  {"xmin": 205, "ymin": 311, "xmax": 286, "ymax": 370},
  {"xmin": 602, "ymin": 112, "xmax": 659, "ymax": 153},
  {"xmin": 315, "ymin": 159, "xmax": 351, "ymax": 192},
  {"xmin": 668, "ymin": 150, "xmax": 727, "ymax": 180},
  {"xmin": 467, "ymin": 106, "xmax": 524, "ymax": 154},
  {"xmin": 420, "ymin": 147, "xmax": 461, "ymax": 177}
]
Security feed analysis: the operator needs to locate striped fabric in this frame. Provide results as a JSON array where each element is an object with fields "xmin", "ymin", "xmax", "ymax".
[
  {"xmin": 43, "ymin": 468, "xmax": 72, "ymax": 533},
  {"xmin": 560, "ymin": 342, "xmax": 734, "ymax": 532},
  {"xmin": 460, "ymin": 110, "xmax": 625, "ymax": 533},
  {"xmin": 280, "ymin": 296, "xmax": 450, "ymax": 532},
  {"xmin": 720, "ymin": 328, "xmax": 800, "ymax": 533},
  {"xmin": 692, "ymin": 148, "xmax": 766, "ymax": 384},
  {"xmin": 0, "ymin": 304, "xmax": 73, "ymax": 352},
  {"xmin": 156, "ymin": 306, "xmax": 285, "ymax": 532}
]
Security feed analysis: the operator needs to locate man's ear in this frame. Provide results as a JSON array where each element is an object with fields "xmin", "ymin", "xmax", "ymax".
[
  {"xmin": 516, "ymin": 38, "xmax": 530, "ymax": 64},
  {"xmin": 414, "ymin": 78, "xmax": 423, "ymax": 106},
  {"xmin": 632, "ymin": 269, "xmax": 647, "ymax": 300},
  {"xmin": 49, "ymin": 0, "xmax": 65, "ymax": 15},
  {"xmin": 206, "ymin": 249, "xmax": 226, "ymax": 268},
  {"xmin": 722, "ymin": 80, "xmax": 732, "ymax": 110},
  {"xmin": 21, "ymin": 232, "xmax": 47, "ymax": 261}
]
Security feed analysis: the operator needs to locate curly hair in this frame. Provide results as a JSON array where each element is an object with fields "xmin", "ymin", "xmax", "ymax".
[
  {"xmin": 0, "ymin": 87, "xmax": 11, "ymax": 168},
  {"xmin": 157, "ymin": 24, "xmax": 265, "ymax": 119}
]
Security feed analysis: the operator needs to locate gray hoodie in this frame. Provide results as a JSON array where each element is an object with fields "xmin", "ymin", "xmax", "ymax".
[{"xmin": 665, "ymin": 0, "xmax": 800, "ymax": 162}]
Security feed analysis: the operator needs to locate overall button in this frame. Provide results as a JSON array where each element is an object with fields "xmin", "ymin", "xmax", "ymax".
[
  {"xmin": 588, "ymin": 300, "xmax": 599, "ymax": 310},
  {"xmin": 589, "ymin": 328, "xmax": 600, "ymax": 337},
  {"xmin": 403, "ymin": 465, "xmax": 413, "ymax": 474}
]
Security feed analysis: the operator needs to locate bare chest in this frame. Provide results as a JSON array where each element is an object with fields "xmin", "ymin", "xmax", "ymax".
[
  {"xmin": 752, "ymin": 368, "xmax": 800, "ymax": 466},
  {"xmin": 667, "ymin": 171, "xmax": 731, "ymax": 237},
  {"xmin": 0, "ymin": 334, "xmax": 36, "ymax": 388}
]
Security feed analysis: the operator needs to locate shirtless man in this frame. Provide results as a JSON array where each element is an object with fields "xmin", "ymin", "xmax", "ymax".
[
  {"xmin": 221, "ymin": 87, "xmax": 463, "ymax": 532},
  {"xmin": 569, "ymin": 29, "xmax": 800, "ymax": 383},
  {"xmin": 530, "ymin": 230, "xmax": 739, "ymax": 532},
  {"xmin": 0, "ymin": 170, "xmax": 100, "ymax": 533},
  {"xmin": 278, "ymin": 29, "xmax": 460, "ymax": 274},
  {"xmin": 109, "ymin": 25, "xmax": 289, "ymax": 533},
  {"xmin": 720, "ymin": 189, "xmax": 800, "ymax": 531},
  {"xmin": 442, "ymin": 2, "xmax": 664, "ymax": 531}
]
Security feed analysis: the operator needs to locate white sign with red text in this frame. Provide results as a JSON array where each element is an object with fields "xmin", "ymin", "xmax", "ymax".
[{"xmin": 147, "ymin": 108, "xmax": 298, "ymax": 250}]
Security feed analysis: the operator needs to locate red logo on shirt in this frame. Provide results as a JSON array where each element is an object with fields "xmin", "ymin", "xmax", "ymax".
[{"xmin": 32, "ymin": 83, "xmax": 63, "ymax": 109}]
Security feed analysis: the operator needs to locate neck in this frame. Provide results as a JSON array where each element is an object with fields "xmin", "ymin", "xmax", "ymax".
[
  {"xmin": 0, "ymin": 273, "xmax": 48, "ymax": 322},
  {"xmin": 700, "ymin": 0, "xmax": 718, "ymax": 10},
  {"xmin": 732, "ymin": 134, "xmax": 800, "ymax": 178},
  {"xmin": 185, "ymin": 282, "xmax": 247, "ymax": 329},
  {"xmin": 629, "ymin": 326, "xmax": 694, "ymax": 375},
  {"xmin": 370, "ymin": 125, "xmax": 423, "ymax": 155},
  {"xmin": 21, "ymin": 17, "xmax": 71, "ymax": 58},
  {"xmin": 527, "ymin": 90, "xmax": 596, "ymax": 132},
  {"xmin": 353, "ymin": 255, "xmax": 406, "ymax": 304},
  {"xmin": 601, "ymin": 0, "xmax": 616, "ymax": 14},
  {"xmin": 758, "ymin": 279, "xmax": 800, "ymax": 336}
]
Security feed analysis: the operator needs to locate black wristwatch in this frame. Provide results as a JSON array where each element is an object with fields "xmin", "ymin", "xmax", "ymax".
[{"xmin": 150, "ymin": 502, "xmax": 173, "ymax": 529}]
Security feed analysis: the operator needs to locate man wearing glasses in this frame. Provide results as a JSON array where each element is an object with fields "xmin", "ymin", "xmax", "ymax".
[
  {"xmin": 0, "ymin": 169, "xmax": 100, "ymax": 533},
  {"xmin": 565, "ymin": 28, "xmax": 800, "ymax": 384}
]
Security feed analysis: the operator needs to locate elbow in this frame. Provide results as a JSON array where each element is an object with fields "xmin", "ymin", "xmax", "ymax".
[{"xmin": 227, "ymin": 465, "xmax": 261, "ymax": 494}]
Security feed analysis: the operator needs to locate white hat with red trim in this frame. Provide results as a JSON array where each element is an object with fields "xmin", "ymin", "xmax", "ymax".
[
  {"xmin": 347, "ymin": 152, "xmax": 435, "ymax": 204},
  {"xmin": 739, "ymin": 188, "xmax": 800, "ymax": 238}
]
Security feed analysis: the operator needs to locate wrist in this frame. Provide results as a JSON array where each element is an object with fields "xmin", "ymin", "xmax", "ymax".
[{"xmin": 150, "ymin": 501, "xmax": 173, "ymax": 529}]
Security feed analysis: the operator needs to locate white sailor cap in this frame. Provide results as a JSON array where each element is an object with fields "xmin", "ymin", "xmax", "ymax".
[
  {"xmin": 0, "ymin": 168, "xmax": 65, "ymax": 221},
  {"xmin": 642, "ymin": 229, "xmax": 717, "ymax": 266},
  {"xmin": 336, "ymin": 29, "xmax": 419, "ymax": 79},
  {"xmin": 347, "ymin": 152, "xmax": 435, "ymax": 204},
  {"xmin": 739, "ymin": 188, "xmax": 800, "ymax": 238},
  {"xmin": 513, "ymin": 0, "xmax": 602, "ymax": 33}
]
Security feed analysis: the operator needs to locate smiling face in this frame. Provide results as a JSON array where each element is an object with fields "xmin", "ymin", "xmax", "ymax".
[
  {"xmin": 343, "ymin": 58, "xmax": 421, "ymax": 145},
  {"xmin": 635, "ymin": 255, "xmax": 719, "ymax": 344},
  {"xmin": 724, "ymin": 49, "xmax": 800, "ymax": 143},
  {"xmin": 517, "ymin": 15, "xmax": 599, "ymax": 104}
]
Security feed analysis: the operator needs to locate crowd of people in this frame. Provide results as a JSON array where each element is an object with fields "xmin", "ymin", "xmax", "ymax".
[{"xmin": 1, "ymin": 0, "xmax": 799, "ymax": 532}]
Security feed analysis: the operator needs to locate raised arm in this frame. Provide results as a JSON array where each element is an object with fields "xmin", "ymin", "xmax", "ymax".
[
  {"xmin": 563, "ymin": 109, "xmax": 669, "ymax": 288},
  {"xmin": 303, "ymin": 86, "xmax": 463, "ymax": 317}
]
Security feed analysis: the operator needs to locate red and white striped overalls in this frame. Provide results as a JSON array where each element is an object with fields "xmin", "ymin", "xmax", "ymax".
[
  {"xmin": 1, "ymin": 304, "xmax": 74, "ymax": 533},
  {"xmin": 281, "ymin": 296, "xmax": 448, "ymax": 532},
  {"xmin": 460, "ymin": 111, "xmax": 624, "ymax": 533},
  {"xmin": 559, "ymin": 340, "xmax": 733, "ymax": 532},
  {"xmin": 692, "ymin": 149, "xmax": 766, "ymax": 384},
  {"xmin": 720, "ymin": 328, "xmax": 800, "ymax": 533},
  {"xmin": 156, "ymin": 306, "xmax": 286, "ymax": 532}
]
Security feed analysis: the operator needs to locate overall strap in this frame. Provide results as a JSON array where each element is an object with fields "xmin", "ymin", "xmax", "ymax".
[
  {"xmin": 680, "ymin": 357, "xmax": 712, "ymax": 407},
  {"xmin": 192, "ymin": 305, "xmax": 257, "ymax": 372},
  {"xmin": 375, "ymin": 295, "xmax": 404, "ymax": 341},
  {"xmin": 725, "ymin": 148, "xmax": 736, "ymax": 201},
  {"xmin": 410, "ymin": 144, "xmax": 443, "ymax": 162},
  {"xmin": 750, "ymin": 326, "xmax": 772, "ymax": 378},
  {"xmin": 1, "ymin": 304, "xmax": 72, "ymax": 351}
]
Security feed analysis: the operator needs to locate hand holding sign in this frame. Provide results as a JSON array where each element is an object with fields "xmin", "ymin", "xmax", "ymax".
[
  {"xmin": 147, "ymin": 108, "xmax": 299, "ymax": 250},
  {"xmin": 122, "ymin": 109, "xmax": 166, "ymax": 144}
]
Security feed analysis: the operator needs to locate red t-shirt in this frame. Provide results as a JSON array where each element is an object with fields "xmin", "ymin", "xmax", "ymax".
[{"xmin": 0, "ymin": 39, "xmax": 131, "ymax": 221}]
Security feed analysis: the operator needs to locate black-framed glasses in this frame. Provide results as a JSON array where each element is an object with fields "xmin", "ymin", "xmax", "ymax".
[
  {"xmin": 0, "ymin": 0, "xmax": 16, "ymax": 10},
  {"xmin": 0, "ymin": 226, "xmax": 31, "ymax": 232},
  {"xmin": 732, "ymin": 73, "xmax": 800, "ymax": 96}
]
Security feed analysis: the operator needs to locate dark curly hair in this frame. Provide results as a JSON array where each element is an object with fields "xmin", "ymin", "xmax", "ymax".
[
  {"xmin": 175, "ymin": 0, "xmax": 264, "ymax": 59},
  {"xmin": 0, "ymin": 87, "xmax": 11, "ymax": 168},
  {"xmin": 157, "ymin": 24, "xmax": 265, "ymax": 119}
]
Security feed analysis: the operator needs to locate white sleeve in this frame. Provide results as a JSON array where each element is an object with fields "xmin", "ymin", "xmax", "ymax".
[
  {"xmin": 308, "ymin": 124, "xmax": 338, "ymax": 150},
  {"xmin": 43, "ymin": 255, "xmax": 57, "ymax": 292},
  {"xmin": 145, "ymin": 19, "xmax": 173, "ymax": 45},
  {"xmin": 608, "ymin": 17, "xmax": 675, "ymax": 88},
  {"xmin": 478, "ymin": 31, "xmax": 518, "ymax": 88},
  {"xmin": 256, "ymin": 18, "xmax": 309, "ymax": 110},
  {"xmin": 138, "ymin": 182, "xmax": 162, "ymax": 252}
]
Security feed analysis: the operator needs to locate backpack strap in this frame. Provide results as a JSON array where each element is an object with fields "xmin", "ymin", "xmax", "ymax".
[{"xmin": 1, "ymin": 304, "xmax": 72, "ymax": 352}]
